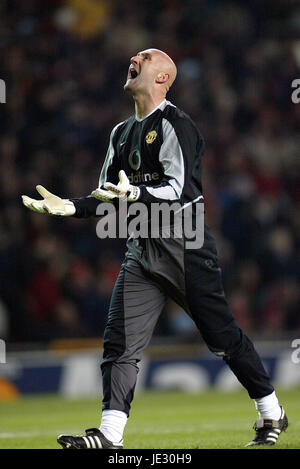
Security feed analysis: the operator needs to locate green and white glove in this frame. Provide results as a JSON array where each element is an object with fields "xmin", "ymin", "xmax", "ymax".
[
  {"xmin": 91, "ymin": 170, "xmax": 140, "ymax": 202},
  {"xmin": 22, "ymin": 185, "xmax": 75, "ymax": 216}
]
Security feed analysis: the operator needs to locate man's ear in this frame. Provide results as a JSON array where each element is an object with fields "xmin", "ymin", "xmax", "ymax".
[{"xmin": 156, "ymin": 72, "xmax": 170, "ymax": 84}]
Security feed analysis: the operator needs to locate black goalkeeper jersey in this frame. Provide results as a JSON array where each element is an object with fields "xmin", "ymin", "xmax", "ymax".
[
  {"xmin": 71, "ymin": 99, "xmax": 208, "ymax": 297},
  {"xmin": 72, "ymin": 99, "xmax": 204, "ymax": 216}
]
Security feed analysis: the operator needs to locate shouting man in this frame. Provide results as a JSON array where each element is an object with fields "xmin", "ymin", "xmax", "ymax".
[{"xmin": 22, "ymin": 49, "xmax": 288, "ymax": 449}]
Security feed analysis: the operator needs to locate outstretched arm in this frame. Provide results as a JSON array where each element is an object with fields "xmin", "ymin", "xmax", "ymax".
[{"xmin": 22, "ymin": 186, "xmax": 116, "ymax": 219}]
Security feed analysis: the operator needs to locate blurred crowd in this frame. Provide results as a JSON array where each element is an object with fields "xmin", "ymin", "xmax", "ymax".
[{"xmin": 0, "ymin": 0, "xmax": 299, "ymax": 343}]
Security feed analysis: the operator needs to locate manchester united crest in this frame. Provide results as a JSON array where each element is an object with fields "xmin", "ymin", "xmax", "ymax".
[{"xmin": 145, "ymin": 130, "xmax": 157, "ymax": 144}]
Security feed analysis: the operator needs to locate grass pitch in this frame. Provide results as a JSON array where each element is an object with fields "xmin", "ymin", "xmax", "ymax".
[{"xmin": 0, "ymin": 388, "xmax": 299, "ymax": 449}]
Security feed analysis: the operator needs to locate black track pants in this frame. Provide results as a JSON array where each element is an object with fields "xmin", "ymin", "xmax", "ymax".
[{"xmin": 101, "ymin": 253, "xmax": 273, "ymax": 416}]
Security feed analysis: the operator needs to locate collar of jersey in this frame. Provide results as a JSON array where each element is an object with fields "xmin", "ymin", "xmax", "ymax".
[{"xmin": 135, "ymin": 99, "xmax": 169, "ymax": 122}]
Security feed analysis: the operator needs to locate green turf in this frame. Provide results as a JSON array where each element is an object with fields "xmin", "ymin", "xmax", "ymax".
[{"xmin": 0, "ymin": 388, "xmax": 299, "ymax": 449}]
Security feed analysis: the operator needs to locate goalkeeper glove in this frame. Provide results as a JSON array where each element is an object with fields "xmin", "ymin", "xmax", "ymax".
[
  {"xmin": 91, "ymin": 170, "xmax": 140, "ymax": 202},
  {"xmin": 22, "ymin": 185, "xmax": 75, "ymax": 216}
]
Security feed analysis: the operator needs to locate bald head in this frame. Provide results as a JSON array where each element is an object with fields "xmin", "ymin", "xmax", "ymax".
[
  {"xmin": 144, "ymin": 48, "xmax": 177, "ymax": 92},
  {"xmin": 125, "ymin": 48, "xmax": 177, "ymax": 97}
]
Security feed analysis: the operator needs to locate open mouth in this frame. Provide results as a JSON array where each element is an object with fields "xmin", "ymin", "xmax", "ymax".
[{"xmin": 129, "ymin": 67, "xmax": 139, "ymax": 80}]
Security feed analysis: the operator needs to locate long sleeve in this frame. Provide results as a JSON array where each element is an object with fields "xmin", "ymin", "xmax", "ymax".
[{"xmin": 69, "ymin": 195, "xmax": 99, "ymax": 218}]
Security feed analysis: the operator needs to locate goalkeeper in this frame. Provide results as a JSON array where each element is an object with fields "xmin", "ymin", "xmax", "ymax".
[{"xmin": 22, "ymin": 48, "xmax": 287, "ymax": 449}]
